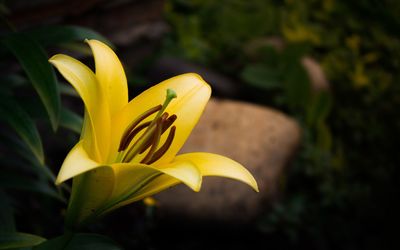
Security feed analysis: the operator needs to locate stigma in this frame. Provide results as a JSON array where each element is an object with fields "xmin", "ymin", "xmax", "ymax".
[{"xmin": 117, "ymin": 89, "xmax": 177, "ymax": 164}]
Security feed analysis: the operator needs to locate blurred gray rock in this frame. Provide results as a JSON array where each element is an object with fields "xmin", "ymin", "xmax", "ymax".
[{"xmin": 155, "ymin": 98, "xmax": 301, "ymax": 223}]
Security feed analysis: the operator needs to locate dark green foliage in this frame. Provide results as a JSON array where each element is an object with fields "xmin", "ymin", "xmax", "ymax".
[
  {"xmin": 60, "ymin": 108, "xmax": 83, "ymax": 135},
  {"xmin": 0, "ymin": 96, "xmax": 44, "ymax": 164},
  {"xmin": 164, "ymin": 0, "xmax": 400, "ymax": 248},
  {"xmin": 1, "ymin": 0, "xmax": 399, "ymax": 248},
  {"xmin": 0, "ymin": 191, "xmax": 15, "ymax": 233},
  {"xmin": 0, "ymin": 21, "xmax": 110, "ymax": 249},
  {"xmin": 35, "ymin": 233, "xmax": 122, "ymax": 250},
  {"xmin": 25, "ymin": 25, "xmax": 113, "ymax": 49},
  {"xmin": 1, "ymin": 33, "xmax": 61, "ymax": 131},
  {"xmin": 0, "ymin": 232, "xmax": 46, "ymax": 249}
]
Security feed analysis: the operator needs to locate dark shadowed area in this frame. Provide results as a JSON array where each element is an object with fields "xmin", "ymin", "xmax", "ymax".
[{"xmin": 1, "ymin": 0, "xmax": 399, "ymax": 249}]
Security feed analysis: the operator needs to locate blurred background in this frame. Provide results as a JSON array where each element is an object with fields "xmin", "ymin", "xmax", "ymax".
[{"xmin": 1, "ymin": 0, "xmax": 399, "ymax": 249}]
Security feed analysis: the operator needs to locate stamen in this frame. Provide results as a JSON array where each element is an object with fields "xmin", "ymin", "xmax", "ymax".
[
  {"xmin": 140, "ymin": 119, "xmax": 162, "ymax": 164},
  {"xmin": 162, "ymin": 114, "xmax": 177, "ymax": 132},
  {"xmin": 119, "ymin": 105, "xmax": 161, "ymax": 152},
  {"xmin": 118, "ymin": 89, "xmax": 178, "ymax": 163},
  {"xmin": 123, "ymin": 122, "xmax": 158, "ymax": 162},
  {"xmin": 139, "ymin": 113, "xmax": 169, "ymax": 154},
  {"xmin": 146, "ymin": 126, "xmax": 176, "ymax": 164},
  {"xmin": 118, "ymin": 121, "xmax": 151, "ymax": 152},
  {"xmin": 161, "ymin": 112, "xmax": 169, "ymax": 121}
]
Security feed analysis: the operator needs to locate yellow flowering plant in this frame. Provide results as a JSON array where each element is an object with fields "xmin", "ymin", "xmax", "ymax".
[{"xmin": 49, "ymin": 39, "xmax": 258, "ymax": 229}]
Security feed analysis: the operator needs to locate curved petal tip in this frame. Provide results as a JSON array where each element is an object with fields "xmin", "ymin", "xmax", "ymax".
[{"xmin": 174, "ymin": 152, "xmax": 259, "ymax": 192}]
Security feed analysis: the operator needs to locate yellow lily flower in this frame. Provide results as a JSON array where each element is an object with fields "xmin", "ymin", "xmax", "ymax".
[{"xmin": 49, "ymin": 39, "xmax": 258, "ymax": 228}]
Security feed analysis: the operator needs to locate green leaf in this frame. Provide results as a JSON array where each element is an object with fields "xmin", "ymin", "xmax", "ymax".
[
  {"xmin": 0, "ymin": 97, "xmax": 44, "ymax": 165},
  {"xmin": 241, "ymin": 64, "xmax": 281, "ymax": 89},
  {"xmin": 0, "ymin": 74, "xmax": 29, "ymax": 89},
  {"xmin": 0, "ymin": 133, "xmax": 57, "ymax": 184},
  {"xmin": 316, "ymin": 122, "xmax": 332, "ymax": 151},
  {"xmin": 0, "ymin": 138, "xmax": 37, "ymax": 172},
  {"xmin": 59, "ymin": 84, "xmax": 78, "ymax": 97},
  {"xmin": 0, "ymin": 232, "xmax": 45, "ymax": 249},
  {"xmin": 0, "ymin": 173, "xmax": 62, "ymax": 201},
  {"xmin": 1, "ymin": 33, "xmax": 61, "ymax": 130},
  {"xmin": 60, "ymin": 108, "xmax": 82, "ymax": 134},
  {"xmin": 0, "ymin": 191, "xmax": 16, "ymax": 233},
  {"xmin": 35, "ymin": 233, "xmax": 122, "ymax": 250},
  {"xmin": 25, "ymin": 25, "xmax": 113, "ymax": 48},
  {"xmin": 306, "ymin": 91, "xmax": 333, "ymax": 126},
  {"xmin": 283, "ymin": 62, "xmax": 311, "ymax": 111},
  {"xmin": 65, "ymin": 234, "xmax": 121, "ymax": 250}
]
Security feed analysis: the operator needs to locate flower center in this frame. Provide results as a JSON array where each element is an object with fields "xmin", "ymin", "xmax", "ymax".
[{"xmin": 117, "ymin": 89, "xmax": 177, "ymax": 164}]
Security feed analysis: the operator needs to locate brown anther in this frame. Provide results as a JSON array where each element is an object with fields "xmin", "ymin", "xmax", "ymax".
[
  {"xmin": 162, "ymin": 114, "xmax": 177, "ymax": 132},
  {"xmin": 161, "ymin": 112, "xmax": 169, "ymax": 120},
  {"xmin": 123, "ymin": 122, "xmax": 158, "ymax": 162},
  {"xmin": 140, "ymin": 119, "xmax": 162, "ymax": 164},
  {"xmin": 118, "ymin": 105, "xmax": 161, "ymax": 152},
  {"xmin": 138, "ymin": 117, "xmax": 162, "ymax": 154},
  {"xmin": 118, "ymin": 121, "xmax": 151, "ymax": 151},
  {"xmin": 146, "ymin": 126, "xmax": 176, "ymax": 164},
  {"xmin": 139, "ymin": 112, "xmax": 175, "ymax": 154}
]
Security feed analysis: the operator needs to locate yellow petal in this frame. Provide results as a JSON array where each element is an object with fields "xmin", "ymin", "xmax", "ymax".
[
  {"xmin": 99, "ymin": 160, "xmax": 201, "ymax": 214},
  {"xmin": 49, "ymin": 54, "xmax": 110, "ymax": 162},
  {"xmin": 108, "ymin": 73, "xmax": 211, "ymax": 163},
  {"xmin": 55, "ymin": 140, "xmax": 101, "ymax": 185},
  {"xmin": 174, "ymin": 152, "xmax": 259, "ymax": 192},
  {"xmin": 86, "ymin": 39, "xmax": 128, "ymax": 116},
  {"xmin": 65, "ymin": 166, "xmax": 114, "ymax": 228},
  {"xmin": 105, "ymin": 175, "xmax": 179, "ymax": 213},
  {"xmin": 111, "ymin": 160, "xmax": 201, "ymax": 197}
]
